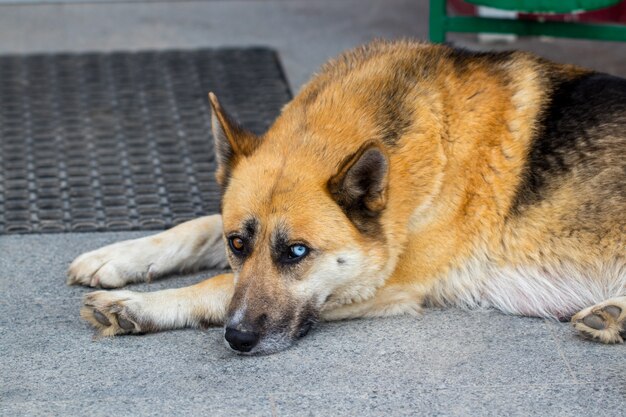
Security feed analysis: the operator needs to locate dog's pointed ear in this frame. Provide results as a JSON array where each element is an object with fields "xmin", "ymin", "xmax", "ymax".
[
  {"xmin": 328, "ymin": 141, "xmax": 389, "ymax": 228},
  {"xmin": 208, "ymin": 92, "xmax": 261, "ymax": 187}
]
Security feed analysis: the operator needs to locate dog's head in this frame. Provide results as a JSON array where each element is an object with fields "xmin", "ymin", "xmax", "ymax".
[{"xmin": 208, "ymin": 93, "xmax": 395, "ymax": 354}]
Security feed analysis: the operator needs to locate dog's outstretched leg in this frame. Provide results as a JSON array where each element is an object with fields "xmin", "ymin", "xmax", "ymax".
[
  {"xmin": 67, "ymin": 214, "xmax": 228, "ymax": 288},
  {"xmin": 572, "ymin": 296, "xmax": 626, "ymax": 343},
  {"xmin": 322, "ymin": 284, "xmax": 424, "ymax": 321},
  {"xmin": 80, "ymin": 273, "xmax": 234, "ymax": 336}
]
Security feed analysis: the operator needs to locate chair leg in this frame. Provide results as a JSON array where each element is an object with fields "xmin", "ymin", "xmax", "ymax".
[{"xmin": 429, "ymin": 0, "xmax": 448, "ymax": 43}]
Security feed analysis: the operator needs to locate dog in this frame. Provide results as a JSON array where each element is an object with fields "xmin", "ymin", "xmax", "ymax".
[{"xmin": 68, "ymin": 40, "xmax": 625, "ymax": 355}]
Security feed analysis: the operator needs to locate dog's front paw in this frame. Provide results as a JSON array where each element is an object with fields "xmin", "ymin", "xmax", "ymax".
[
  {"xmin": 81, "ymin": 291, "xmax": 146, "ymax": 336},
  {"xmin": 572, "ymin": 297, "xmax": 626, "ymax": 344},
  {"xmin": 67, "ymin": 239, "xmax": 158, "ymax": 288}
]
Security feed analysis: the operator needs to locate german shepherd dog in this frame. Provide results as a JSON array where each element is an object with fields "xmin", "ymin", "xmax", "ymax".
[{"xmin": 68, "ymin": 41, "xmax": 625, "ymax": 354}]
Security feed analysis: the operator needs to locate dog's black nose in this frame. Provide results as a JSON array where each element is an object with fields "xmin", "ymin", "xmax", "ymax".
[{"xmin": 224, "ymin": 327, "xmax": 260, "ymax": 352}]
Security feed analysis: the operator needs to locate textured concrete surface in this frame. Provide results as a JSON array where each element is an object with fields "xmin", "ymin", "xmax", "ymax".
[
  {"xmin": 1, "ymin": 0, "xmax": 626, "ymax": 415},
  {"xmin": 1, "ymin": 232, "xmax": 625, "ymax": 416}
]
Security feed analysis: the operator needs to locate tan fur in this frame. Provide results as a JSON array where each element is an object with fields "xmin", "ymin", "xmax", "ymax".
[{"xmin": 71, "ymin": 41, "xmax": 625, "ymax": 353}]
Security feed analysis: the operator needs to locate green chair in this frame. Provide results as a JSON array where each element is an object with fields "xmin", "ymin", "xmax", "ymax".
[{"xmin": 429, "ymin": 0, "xmax": 626, "ymax": 42}]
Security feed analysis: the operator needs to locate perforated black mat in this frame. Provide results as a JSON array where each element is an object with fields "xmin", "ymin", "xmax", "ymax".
[{"xmin": 0, "ymin": 48, "xmax": 291, "ymax": 234}]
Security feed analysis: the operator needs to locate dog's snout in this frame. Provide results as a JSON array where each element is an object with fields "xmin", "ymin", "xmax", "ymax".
[{"xmin": 224, "ymin": 327, "xmax": 260, "ymax": 353}]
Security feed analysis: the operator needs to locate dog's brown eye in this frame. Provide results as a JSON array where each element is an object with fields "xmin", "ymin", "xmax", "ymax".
[{"xmin": 229, "ymin": 237, "xmax": 245, "ymax": 253}]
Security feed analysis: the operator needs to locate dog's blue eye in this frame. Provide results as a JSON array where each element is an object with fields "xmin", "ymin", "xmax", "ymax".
[{"xmin": 289, "ymin": 245, "xmax": 308, "ymax": 259}]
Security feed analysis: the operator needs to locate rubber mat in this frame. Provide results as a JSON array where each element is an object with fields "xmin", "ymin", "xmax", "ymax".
[{"xmin": 0, "ymin": 48, "xmax": 291, "ymax": 234}]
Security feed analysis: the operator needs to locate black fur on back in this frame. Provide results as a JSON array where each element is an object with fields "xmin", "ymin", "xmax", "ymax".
[{"xmin": 511, "ymin": 72, "xmax": 626, "ymax": 213}]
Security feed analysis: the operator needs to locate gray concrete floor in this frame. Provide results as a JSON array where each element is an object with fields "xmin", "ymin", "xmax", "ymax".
[
  {"xmin": 2, "ymin": 232, "xmax": 625, "ymax": 416},
  {"xmin": 1, "ymin": 1, "xmax": 625, "ymax": 416}
]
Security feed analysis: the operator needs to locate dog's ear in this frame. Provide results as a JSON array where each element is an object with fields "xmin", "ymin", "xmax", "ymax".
[
  {"xmin": 208, "ymin": 93, "xmax": 261, "ymax": 187},
  {"xmin": 328, "ymin": 141, "xmax": 389, "ymax": 230}
]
